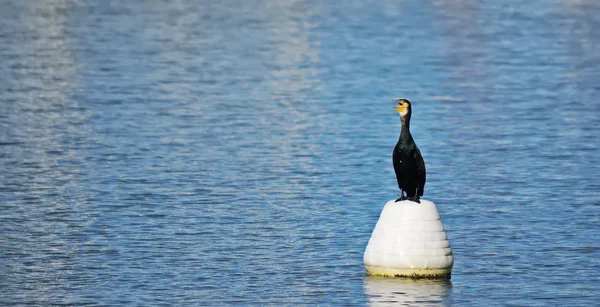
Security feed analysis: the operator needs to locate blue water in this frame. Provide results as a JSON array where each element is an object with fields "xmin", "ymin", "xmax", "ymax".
[{"xmin": 1, "ymin": 0, "xmax": 599, "ymax": 305}]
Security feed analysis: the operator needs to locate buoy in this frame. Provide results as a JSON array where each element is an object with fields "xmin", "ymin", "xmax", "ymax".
[{"xmin": 363, "ymin": 199, "xmax": 453, "ymax": 279}]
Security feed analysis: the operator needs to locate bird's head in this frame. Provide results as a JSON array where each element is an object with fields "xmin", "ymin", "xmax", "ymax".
[{"xmin": 394, "ymin": 99, "xmax": 411, "ymax": 118}]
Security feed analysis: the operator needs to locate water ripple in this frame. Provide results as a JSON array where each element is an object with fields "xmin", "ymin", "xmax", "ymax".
[{"xmin": 1, "ymin": 0, "xmax": 599, "ymax": 306}]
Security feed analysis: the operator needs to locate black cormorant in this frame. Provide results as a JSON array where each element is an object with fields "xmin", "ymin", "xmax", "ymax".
[{"xmin": 393, "ymin": 99, "xmax": 426, "ymax": 203}]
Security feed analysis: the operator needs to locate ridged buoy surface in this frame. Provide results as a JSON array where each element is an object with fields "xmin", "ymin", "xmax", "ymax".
[{"xmin": 363, "ymin": 199, "xmax": 453, "ymax": 279}]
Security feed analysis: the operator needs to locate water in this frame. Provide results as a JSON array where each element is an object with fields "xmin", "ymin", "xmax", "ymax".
[{"xmin": 1, "ymin": 0, "xmax": 599, "ymax": 305}]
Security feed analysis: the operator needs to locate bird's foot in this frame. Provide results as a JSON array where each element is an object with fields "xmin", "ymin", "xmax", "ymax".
[
  {"xmin": 408, "ymin": 196, "xmax": 421, "ymax": 203},
  {"xmin": 395, "ymin": 196, "xmax": 408, "ymax": 202}
]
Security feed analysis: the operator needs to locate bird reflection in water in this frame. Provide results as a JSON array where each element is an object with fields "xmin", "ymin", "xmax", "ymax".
[{"xmin": 364, "ymin": 276, "xmax": 452, "ymax": 307}]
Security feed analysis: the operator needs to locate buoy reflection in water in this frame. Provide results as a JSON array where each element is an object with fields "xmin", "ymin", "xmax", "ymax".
[{"xmin": 364, "ymin": 276, "xmax": 452, "ymax": 307}]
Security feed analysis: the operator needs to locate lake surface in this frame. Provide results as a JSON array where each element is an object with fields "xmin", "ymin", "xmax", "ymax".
[{"xmin": 1, "ymin": 0, "xmax": 599, "ymax": 305}]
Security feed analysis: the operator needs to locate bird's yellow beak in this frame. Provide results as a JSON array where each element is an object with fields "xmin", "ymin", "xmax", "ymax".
[{"xmin": 395, "ymin": 105, "xmax": 406, "ymax": 113}]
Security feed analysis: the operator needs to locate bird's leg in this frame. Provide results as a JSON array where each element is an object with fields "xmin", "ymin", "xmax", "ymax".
[
  {"xmin": 395, "ymin": 189, "xmax": 406, "ymax": 202},
  {"xmin": 409, "ymin": 188, "xmax": 421, "ymax": 203}
]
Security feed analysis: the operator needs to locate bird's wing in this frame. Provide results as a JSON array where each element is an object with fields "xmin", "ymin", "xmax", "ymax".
[
  {"xmin": 414, "ymin": 146, "xmax": 426, "ymax": 196},
  {"xmin": 392, "ymin": 147, "xmax": 403, "ymax": 188}
]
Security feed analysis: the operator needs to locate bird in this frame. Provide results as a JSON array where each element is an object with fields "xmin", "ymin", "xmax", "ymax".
[{"xmin": 392, "ymin": 99, "xmax": 426, "ymax": 203}]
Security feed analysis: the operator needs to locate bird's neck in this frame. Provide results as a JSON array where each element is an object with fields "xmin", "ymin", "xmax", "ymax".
[{"xmin": 400, "ymin": 116, "xmax": 411, "ymax": 139}]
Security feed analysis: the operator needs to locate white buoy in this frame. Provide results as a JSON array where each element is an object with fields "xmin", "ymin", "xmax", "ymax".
[{"xmin": 364, "ymin": 199, "xmax": 453, "ymax": 279}]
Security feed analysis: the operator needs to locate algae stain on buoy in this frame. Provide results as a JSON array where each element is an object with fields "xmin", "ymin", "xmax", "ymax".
[{"xmin": 363, "ymin": 199, "xmax": 453, "ymax": 279}]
